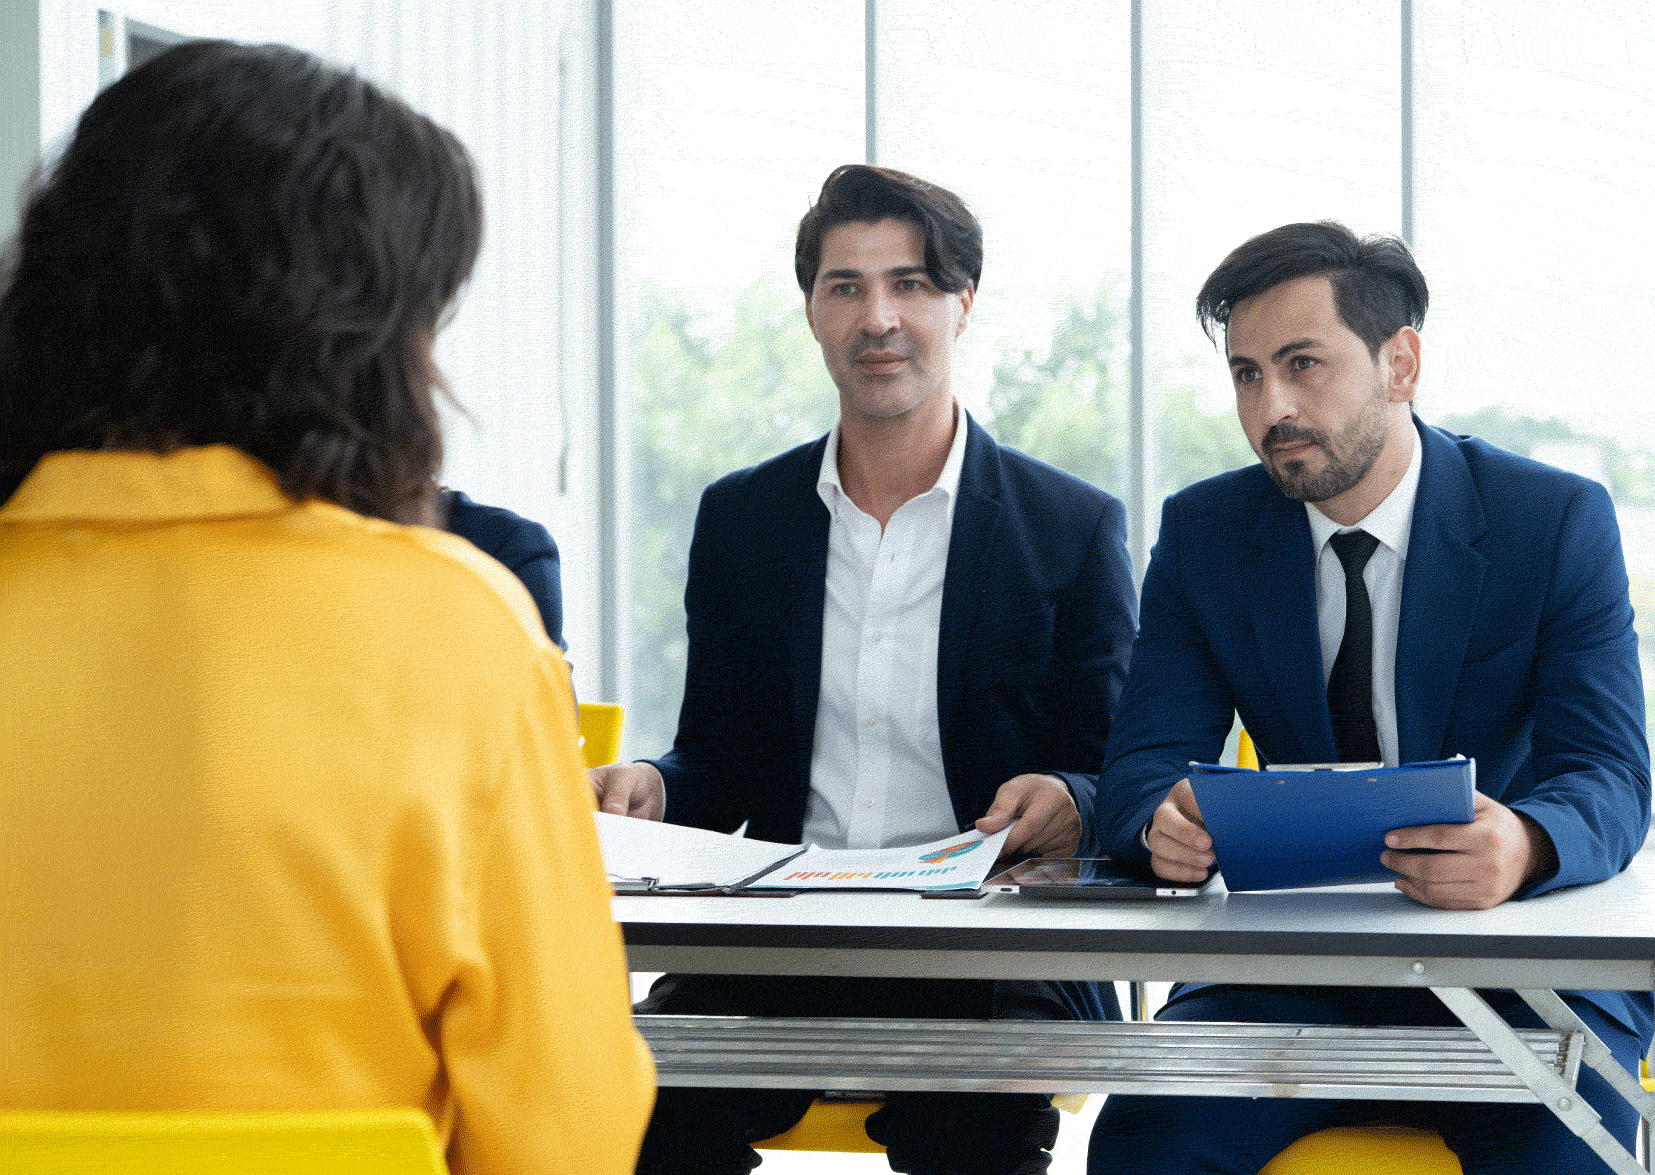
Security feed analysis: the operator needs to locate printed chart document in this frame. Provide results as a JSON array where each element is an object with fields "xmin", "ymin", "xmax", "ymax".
[
  {"xmin": 596, "ymin": 813, "xmax": 1013, "ymax": 893},
  {"xmin": 597, "ymin": 814, "xmax": 805, "ymax": 891},
  {"xmin": 1186, "ymin": 757, "xmax": 1475, "ymax": 891},
  {"xmin": 745, "ymin": 824, "xmax": 1014, "ymax": 891}
]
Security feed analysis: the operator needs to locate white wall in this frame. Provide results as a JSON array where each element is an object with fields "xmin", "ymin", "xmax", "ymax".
[{"xmin": 23, "ymin": 0, "xmax": 608, "ymax": 677}]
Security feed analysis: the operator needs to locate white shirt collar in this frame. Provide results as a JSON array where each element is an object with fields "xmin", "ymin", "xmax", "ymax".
[
  {"xmin": 1306, "ymin": 418, "xmax": 1424, "ymax": 559},
  {"xmin": 817, "ymin": 401, "xmax": 970, "ymax": 510}
]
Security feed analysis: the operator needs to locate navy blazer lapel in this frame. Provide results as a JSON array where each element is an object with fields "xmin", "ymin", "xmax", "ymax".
[
  {"xmin": 937, "ymin": 417, "xmax": 1003, "ymax": 736},
  {"xmin": 1395, "ymin": 423, "xmax": 1487, "ymax": 761},
  {"xmin": 777, "ymin": 437, "xmax": 833, "ymax": 779},
  {"xmin": 1246, "ymin": 490, "xmax": 1333, "ymax": 762}
]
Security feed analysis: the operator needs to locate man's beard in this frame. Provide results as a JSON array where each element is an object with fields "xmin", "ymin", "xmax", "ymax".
[{"xmin": 1262, "ymin": 391, "xmax": 1389, "ymax": 503}]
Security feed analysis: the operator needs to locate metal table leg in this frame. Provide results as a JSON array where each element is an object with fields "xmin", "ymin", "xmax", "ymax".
[
  {"xmin": 1515, "ymin": 989, "xmax": 1655, "ymax": 1121},
  {"xmin": 1432, "ymin": 986, "xmax": 1645, "ymax": 1175}
]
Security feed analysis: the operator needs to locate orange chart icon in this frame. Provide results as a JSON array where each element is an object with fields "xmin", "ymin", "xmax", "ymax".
[{"xmin": 917, "ymin": 840, "xmax": 983, "ymax": 865}]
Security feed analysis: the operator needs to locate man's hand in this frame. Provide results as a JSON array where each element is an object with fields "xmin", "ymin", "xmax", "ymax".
[
  {"xmin": 975, "ymin": 774, "xmax": 1080, "ymax": 859},
  {"xmin": 1382, "ymin": 790, "xmax": 1557, "ymax": 909},
  {"xmin": 1147, "ymin": 779, "xmax": 1214, "ymax": 883},
  {"xmin": 588, "ymin": 761, "xmax": 666, "ymax": 821}
]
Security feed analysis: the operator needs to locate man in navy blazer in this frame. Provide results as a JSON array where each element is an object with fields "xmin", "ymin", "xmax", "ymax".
[
  {"xmin": 593, "ymin": 165, "xmax": 1137, "ymax": 1175},
  {"xmin": 1083, "ymin": 221, "xmax": 1650, "ymax": 1175},
  {"xmin": 653, "ymin": 411, "xmax": 1133, "ymax": 853},
  {"xmin": 441, "ymin": 488, "xmax": 564, "ymax": 648}
]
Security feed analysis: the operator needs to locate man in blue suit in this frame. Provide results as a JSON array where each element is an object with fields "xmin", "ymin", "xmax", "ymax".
[
  {"xmin": 592, "ymin": 164, "xmax": 1137, "ymax": 1175},
  {"xmin": 1083, "ymin": 221, "xmax": 1650, "ymax": 1175}
]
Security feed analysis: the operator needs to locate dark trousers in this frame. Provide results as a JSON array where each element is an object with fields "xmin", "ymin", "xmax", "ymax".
[
  {"xmin": 634, "ymin": 974, "xmax": 1069, "ymax": 1175},
  {"xmin": 1087, "ymin": 985, "xmax": 1648, "ymax": 1175}
]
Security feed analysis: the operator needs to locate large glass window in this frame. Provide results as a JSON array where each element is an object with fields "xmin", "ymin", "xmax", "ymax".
[
  {"xmin": 1141, "ymin": 0, "xmax": 1402, "ymax": 503},
  {"xmin": 1416, "ymin": 0, "xmax": 1655, "ymax": 725},
  {"xmin": 615, "ymin": 0, "xmax": 1654, "ymax": 757},
  {"xmin": 616, "ymin": 0, "xmax": 862, "ymax": 753},
  {"xmin": 879, "ymin": 0, "xmax": 1134, "ymax": 528},
  {"xmin": 43, "ymin": 4, "xmax": 1646, "ymax": 756}
]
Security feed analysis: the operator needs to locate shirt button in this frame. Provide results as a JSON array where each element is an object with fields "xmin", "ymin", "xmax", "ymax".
[
  {"xmin": 865, "ymin": 716, "xmax": 878, "ymax": 726},
  {"xmin": 865, "ymin": 800, "xmax": 876, "ymax": 808},
  {"xmin": 871, "ymin": 632, "xmax": 883, "ymax": 643}
]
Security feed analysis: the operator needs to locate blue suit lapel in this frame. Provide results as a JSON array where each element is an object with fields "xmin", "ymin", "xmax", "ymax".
[
  {"xmin": 937, "ymin": 417, "xmax": 1003, "ymax": 738},
  {"xmin": 1246, "ymin": 493, "xmax": 1334, "ymax": 762},
  {"xmin": 1395, "ymin": 422, "xmax": 1487, "ymax": 761}
]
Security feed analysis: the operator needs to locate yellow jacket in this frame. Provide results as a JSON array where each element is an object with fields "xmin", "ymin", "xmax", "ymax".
[{"xmin": 1, "ymin": 446, "xmax": 653, "ymax": 1175}]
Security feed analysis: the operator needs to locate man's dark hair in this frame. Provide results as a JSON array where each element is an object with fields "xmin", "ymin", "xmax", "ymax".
[
  {"xmin": 0, "ymin": 39, "xmax": 482, "ymax": 520},
  {"xmin": 1195, "ymin": 221, "xmax": 1428, "ymax": 357},
  {"xmin": 794, "ymin": 164, "xmax": 981, "ymax": 296}
]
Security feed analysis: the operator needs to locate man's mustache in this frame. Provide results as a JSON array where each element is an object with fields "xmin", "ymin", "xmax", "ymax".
[{"xmin": 1263, "ymin": 424, "xmax": 1327, "ymax": 453}]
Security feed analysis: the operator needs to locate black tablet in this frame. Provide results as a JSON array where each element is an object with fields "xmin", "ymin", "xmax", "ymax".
[{"xmin": 984, "ymin": 857, "xmax": 1217, "ymax": 899}]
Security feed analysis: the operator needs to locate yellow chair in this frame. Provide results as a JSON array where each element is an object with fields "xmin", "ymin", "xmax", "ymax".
[
  {"xmin": 1259, "ymin": 1124, "xmax": 1461, "ymax": 1174},
  {"xmin": 755, "ymin": 1099, "xmax": 886, "ymax": 1153},
  {"xmin": 752, "ymin": 1094, "xmax": 1093, "ymax": 1153},
  {"xmin": 578, "ymin": 702, "xmax": 625, "ymax": 769},
  {"xmin": 0, "ymin": 1108, "xmax": 446, "ymax": 1174},
  {"xmin": 1236, "ymin": 726, "xmax": 1462, "ymax": 1174}
]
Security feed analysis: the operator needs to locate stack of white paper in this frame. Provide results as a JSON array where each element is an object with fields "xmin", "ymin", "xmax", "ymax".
[{"xmin": 595, "ymin": 813, "xmax": 1014, "ymax": 893}]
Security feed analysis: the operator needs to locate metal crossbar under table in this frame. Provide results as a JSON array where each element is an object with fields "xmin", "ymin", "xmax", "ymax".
[
  {"xmin": 637, "ymin": 1014, "xmax": 1579, "ymax": 1103},
  {"xmin": 1432, "ymin": 985, "xmax": 1655, "ymax": 1175}
]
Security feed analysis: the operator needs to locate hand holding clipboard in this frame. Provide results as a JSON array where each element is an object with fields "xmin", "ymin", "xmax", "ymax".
[{"xmin": 1183, "ymin": 758, "xmax": 1475, "ymax": 892}]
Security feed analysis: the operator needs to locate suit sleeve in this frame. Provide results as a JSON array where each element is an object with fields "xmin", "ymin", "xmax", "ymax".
[
  {"xmin": 1509, "ymin": 479, "xmax": 1650, "ymax": 896},
  {"xmin": 1049, "ymin": 494, "xmax": 1138, "ymax": 815},
  {"xmin": 498, "ymin": 531, "xmax": 564, "ymax": 652},
  {"xmin": 1076, "ymin": 495, "xmax": 1239, "ymax": 860},
  {"xmin": 444, "ymin": 494, "xmax": 566, "ymax": 651}
]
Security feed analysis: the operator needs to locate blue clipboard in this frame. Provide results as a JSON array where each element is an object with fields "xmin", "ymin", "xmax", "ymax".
[{"xmin": 1187, "ymin": 758, "xmax": 1475, "ymax": 891}]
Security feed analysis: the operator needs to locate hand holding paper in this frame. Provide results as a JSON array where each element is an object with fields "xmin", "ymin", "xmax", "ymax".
[
  {"xmin": 589, "ymin": 761, "xmax": 665, "ymax": 821},
  {"xmin": 974, "ymin": 773, "xmax": 1081, "ymax": 859}
]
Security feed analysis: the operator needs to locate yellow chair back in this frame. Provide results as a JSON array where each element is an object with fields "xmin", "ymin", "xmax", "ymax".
[
  {"xmin": 578, "ymin": 702, "xmax": 626, "ymax": 768},
  {"xmin": 0, "ymin": 1108, "xmax": 446, "ymax": 1175},
  {"xmin": 1208, "ymin": 731, "xmax": 1465, "ymax": 1173},
  {"xmin": 754, "ymin": 1100, "xmax": 885, "ymax": 1153},
  {"xmin": 1259, "ymin": 1124, "xmax": 1461, "ymax": 1174}
]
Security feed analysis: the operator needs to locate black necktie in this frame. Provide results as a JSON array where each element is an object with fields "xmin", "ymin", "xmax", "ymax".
[{"xmin": 1327, "ymin": 529, "xmax": 1381, "ymax": 763}]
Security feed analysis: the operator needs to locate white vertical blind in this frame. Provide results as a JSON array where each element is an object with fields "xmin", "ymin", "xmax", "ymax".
[{"xmin": 34, "ymin": 0, "xmax": 599, "ymax": 666}]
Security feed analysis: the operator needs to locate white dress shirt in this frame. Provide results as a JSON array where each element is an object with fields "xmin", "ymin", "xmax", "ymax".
[
  {"xmin": 800, "ymin": 408, "xmax": 970, "ymax": 850},
  {"xmin": 1305, "ymin": 429, "xmax": 1424, "ymax": 768}
]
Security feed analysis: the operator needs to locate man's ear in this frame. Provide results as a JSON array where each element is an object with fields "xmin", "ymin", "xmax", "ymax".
[
  {"xmin": 804, "ymin": 293, "xmax": 818, "ymax": 339},
  {"xmin": 1384, "ymin": 326, "xmax": 1421, "ymax": 403},
  {"xmin": 955, "ymin": 285, "xmax": 975, "ymax": 337}
]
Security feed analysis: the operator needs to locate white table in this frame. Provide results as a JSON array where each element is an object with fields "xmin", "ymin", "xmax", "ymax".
[{"xmin": 620, "ymin": 842, "xmax": 1655, "ymax": 1172}]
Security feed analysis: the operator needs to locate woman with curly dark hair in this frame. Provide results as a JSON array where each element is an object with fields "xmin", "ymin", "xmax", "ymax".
[{"xmin": 0, "ymin": 40, "xmax": 652, "ymax": 1174}]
